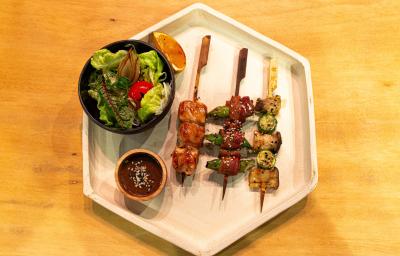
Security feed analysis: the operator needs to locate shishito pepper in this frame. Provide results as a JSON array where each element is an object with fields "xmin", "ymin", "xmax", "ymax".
[
  {"xmin": 204, "ymin": 133, "xmax": 251, "ymax": 148},
  {"xmin": 206, "ymin": 159, "xmax": 255, "ymax": 173},
  {"xmin": 208, "ymin": 105, "xmax": 230, "ymax": 118}
]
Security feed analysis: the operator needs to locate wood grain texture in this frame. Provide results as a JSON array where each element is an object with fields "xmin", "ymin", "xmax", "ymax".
[{"xmin": 1, "ymin": 0, "xmax": 399, "ymax": 255}]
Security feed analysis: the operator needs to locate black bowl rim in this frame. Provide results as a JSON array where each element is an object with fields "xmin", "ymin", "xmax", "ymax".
[{"xmin": 78, "ymin": 39, "xmax": 175, "ymax": 134}]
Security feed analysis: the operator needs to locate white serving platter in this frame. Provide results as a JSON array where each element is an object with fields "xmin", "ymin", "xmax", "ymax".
[{"xmin": 82, "ymin": 3, "xmax": 318, "ymax": 256}]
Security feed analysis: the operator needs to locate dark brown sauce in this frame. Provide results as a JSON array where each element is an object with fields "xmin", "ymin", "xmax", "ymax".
[{"xmin": 118, "ymin": 153, "xmax": 162, "ymax": 197}]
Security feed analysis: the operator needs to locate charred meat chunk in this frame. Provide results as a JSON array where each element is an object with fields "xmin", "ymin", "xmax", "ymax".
[
  {"xmin": 178, "ymin": 100, "xmax": 207, "ymax": 125},
  {"xmin": 171, "ymin": 146, "xmax": 199, "ymax": 175},
  {"xmin": 178, "ymin": 122, "xmax": 205, "ymax": 148}
]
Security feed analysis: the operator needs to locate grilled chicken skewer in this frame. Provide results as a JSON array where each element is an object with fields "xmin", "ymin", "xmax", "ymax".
[
  {"xmin": 249, "ymin": 58, "xmax": 281, "ymax": 212},
  {"xmin": 172, "ymin": 35, "xmax": 211, "ymax": 185}
]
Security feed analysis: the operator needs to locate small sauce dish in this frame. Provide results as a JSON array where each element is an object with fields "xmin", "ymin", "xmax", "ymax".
[{"xmin": 115, "ymin": 149, "xmax": 167, "ymax": 201}]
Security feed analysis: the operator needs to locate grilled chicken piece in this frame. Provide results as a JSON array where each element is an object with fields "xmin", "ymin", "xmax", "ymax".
[
  {"xmin": 178, "ymin": 100, "xmax": 207, "ymax": 125},
  {"xmin": 219, "ymin": 156, "xmax": 240, "ymax": 176},
  {"xmin": 171, "ymin": 146, "xmax": 199, "ymax": 175},
  {"xmin": 220, "ymin": 129, "xmax": 244, "ymax": 150},
  {"xmin": 255, "ymin": 95, "xmax": 281, "ymax": 116},
  {"xmin": 253, "ymin": 130, "xmax": 282, "ymax": 153},
  {"xmin": 178, "ymin": 122, "xmax": 205, "ymax": 148},
  {"xmin": 248, "ymin": 167, "xmax": 279, "ymax": 190}
]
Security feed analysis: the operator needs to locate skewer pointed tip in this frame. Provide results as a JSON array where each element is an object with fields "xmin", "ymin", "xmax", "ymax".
[
  {"xmin": 222, "ymin": 175, "xmax": 228, "ymax": 200},
  {"xmin": 181, "ymin": 173, "xmax": 186, "ymax": 186},
  {"xmin": 260, "ymin": 190, "xmax": 265, "ymax": 213}
]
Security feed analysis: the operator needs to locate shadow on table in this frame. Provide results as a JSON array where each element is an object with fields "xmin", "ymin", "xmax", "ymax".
[
  {"xmin": 90, "ymin": 201, "xmax": 189, "ymax": 255},
  {"xmin": 88, "ymin": 196, "xmax": 330, "ymax": 256},
  {"xmin": 217, "ymin": 197, "xmax": 309, "ymax": 255}
]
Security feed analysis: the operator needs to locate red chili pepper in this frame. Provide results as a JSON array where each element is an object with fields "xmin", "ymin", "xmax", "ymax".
[{"xmin": 128, "ymin": 81, "xmax": 153, "ymax": 108}]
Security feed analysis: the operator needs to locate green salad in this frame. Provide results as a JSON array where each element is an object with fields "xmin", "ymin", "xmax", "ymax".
[{"xmin": 87, "ymin": 46, "xmax": 171, "ymax": 128}]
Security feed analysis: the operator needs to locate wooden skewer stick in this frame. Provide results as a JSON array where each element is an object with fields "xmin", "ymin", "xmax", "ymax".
[
  {"xmin": 222, "ymin": 175, "xmax": 228, "ymax": 200},
  {"xmin": 268, "ymin": 58, "xmax": 277, "ymax": 97},
  {"xmin": 182, "ymin": 35, "xmax": 211, "ymax": 185},
  {"xmin": 260, "ymin": 187, "xmax": 267, "ymax": 212},
  {"xmin": 222, "ymin": 48, "xmax": 248, "ymax": 200},
  {"xmin": 193, "ymin": 35, "xmax": 211, "ymax": 101},
  {"xmin": 260, "ymin": 188, "xmax": 266, "ymax": 212},
  {"xmin": 235, "ymin": 48, "xmax": 249, "ymax": 96},
  {"xmin": 181, "ymin": 172, "xmax": 186, "ymax": 186}
]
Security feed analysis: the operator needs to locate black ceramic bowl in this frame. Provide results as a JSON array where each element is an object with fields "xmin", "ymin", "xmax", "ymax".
[{"xmin": 78, "ymin": 40, "xmax": 175, "ymax": 134}]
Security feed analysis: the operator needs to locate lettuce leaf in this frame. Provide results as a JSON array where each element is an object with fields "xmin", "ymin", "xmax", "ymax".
[
  {"xmin": 97, "ymin": 89, "xmax": 116, "ymax": 126},
  {"xmin": 138, "ymin": 50, "xmax": 166, "ymax": 85},
  {"xmin": 91, "ymin": 49, "xmax": 127, "ymax": 71},
  {"xmin": 86, "ymin": 71, "xmax": 138, "ymax": 128},
  {"xmin": 137, "ymin": 83, "xmax": 170, "ymax": 123}
]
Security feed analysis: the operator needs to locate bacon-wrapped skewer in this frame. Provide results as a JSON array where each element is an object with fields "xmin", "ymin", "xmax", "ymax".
[
  {"xmin": 249, "ymin": 58, "xmax": 281, "ymax": 211},
  {"xmin": 205, "ymin": 48, "xmax": 253, "ymax": 199},
  {"xmin": 172, "ymin": 35, "xmax": 211, "ymax": 184}
]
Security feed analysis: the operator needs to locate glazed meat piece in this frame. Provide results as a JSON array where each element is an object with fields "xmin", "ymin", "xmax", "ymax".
[
  {"xmin": 255, "ymin": 95, "xmax": 281, "ymax": 116},
  {"xmin": 253, "ymin": 130, "xmax": 282, "ymax": 153},
  {"xmin": 248, "ymin": 167, "xmax": 279, "ymax": 190},
  {"xmin": 178, "ymin": 100, "xmax": 207, "ymax": 125},
  {"xmin": 225, "ymin": 96, "xmax": 254, "ymax": 122},
  {"xmin": 220, "ymin": 129, "xmax": 244, "ymax": 150},
  {"xmin": 223, "ymin": 119, "xmax": 242, "ymax": 131},
  {"xmin": 178, "ymin": 122, "xmax": 205, "ymax": 147},
  {"xmin": 226, "ymin": 96, "xmax": 242, "ymax": 121},
  {"xmin": 219, "ymin": 149, "xmax": 241, "ymax": 158},
  {"xmin": 219, "ymin": 156, "xmax": 240, "ymax": 176},
  {"xmin": 240, "ymin": 96, "xmax": 255, "ymax": 118},
  {"xmin": 171, "ymin": 146, "xmax": 199, "ymax": 175}
]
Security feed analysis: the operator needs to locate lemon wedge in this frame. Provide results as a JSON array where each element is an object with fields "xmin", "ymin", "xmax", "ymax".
[{"xmin": 149, "ymin": 32, "xmax": 186, "ymax": 73}]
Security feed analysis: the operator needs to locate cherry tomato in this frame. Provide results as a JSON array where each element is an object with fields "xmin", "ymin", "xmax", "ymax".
[{"xmin": 128, "ymin": 81, "xmax": 153, "ymax": 107}]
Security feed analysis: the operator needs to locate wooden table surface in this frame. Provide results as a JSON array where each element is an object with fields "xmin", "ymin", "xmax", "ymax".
[{"xmin": 1, "ymin": 1, "xmax": 399, "ymax": 255}]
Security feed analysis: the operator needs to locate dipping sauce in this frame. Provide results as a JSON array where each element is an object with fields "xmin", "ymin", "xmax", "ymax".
[{"xmin": 118, "ymin": 153, "xmax": 163, "ymax": 197}]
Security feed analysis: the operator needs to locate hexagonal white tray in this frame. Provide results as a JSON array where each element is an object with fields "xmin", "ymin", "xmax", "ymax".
[{"xmin": 82, "ymin": 3, "xmax": 318, "ymax": 255}]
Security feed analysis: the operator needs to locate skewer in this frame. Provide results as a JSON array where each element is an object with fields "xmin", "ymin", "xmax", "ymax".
[
  {"xmin": 180, "ymin": 35, "xmax": 211, "ymax": 185},
  {"xmin": 259, "ymin": 58, "xmax": 278, "ymax": 212},
  {"xmin": 260, "ymin": 188, "xmax": 265, "ymax": 213},
  {"xmin": 181, "ymin": 173, "xmax": 186, "ymax": 186},
  {"xmin": 221, "ymin": 48, "xmax": 248, "ymax": 200},
  {"xmin": 268, "ymin": 58, "xmax": 277, "ymax": 97},
  {"xmin": 222, "ymin": 175, "xmax": 228, "ymax": 200},
  {"xmin": 193, "ymin": 35, "xmax": 211, "ymax": 101}
]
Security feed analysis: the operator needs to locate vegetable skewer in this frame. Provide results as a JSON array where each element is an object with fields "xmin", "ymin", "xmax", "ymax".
[
  {"xmin": 249, "ymin": 58, "xmax": 281, "ymax": 212},
  {"xmin": 171, "ymin": 35, "xmax": 211, "ymax": 185}
]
